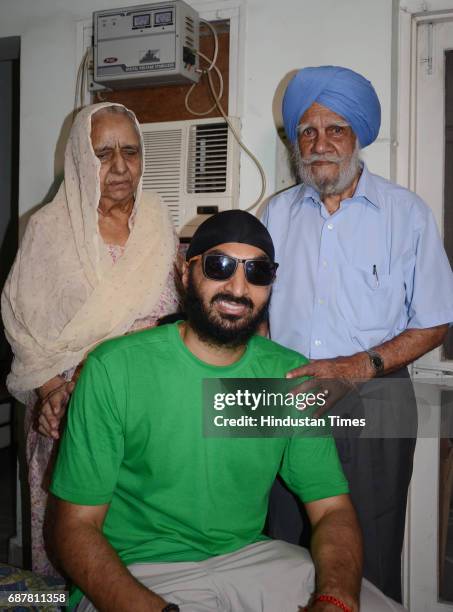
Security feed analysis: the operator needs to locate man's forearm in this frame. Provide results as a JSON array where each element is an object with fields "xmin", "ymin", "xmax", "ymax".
[
  {"xmin": 371, "ymin": 324, "xmax": 448, "ymax": 376},
  {"xmin": 344, "ymin": 324, "xmax": 448, "ymax": 380},
  {"xmin": 286, "ymin": 325, "xmax": 448, "ymax": 383},
  {"xmin": 52, "ymin": 521, "xmax": 167, "ymax": 612},
  {"xmin": 310, "ymin": 508, "xmax": 362, "ymax": 611}
]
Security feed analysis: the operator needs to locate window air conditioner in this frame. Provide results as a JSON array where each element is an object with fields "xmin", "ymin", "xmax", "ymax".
[{"xmin": 140, "ymin": 117, "xmax": 240, "ymax": 238}]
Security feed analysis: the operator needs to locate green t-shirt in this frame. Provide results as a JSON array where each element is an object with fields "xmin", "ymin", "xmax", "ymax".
[{"xmin": 51, "ymin": 322, "xmax": 347, "ymax": 568}]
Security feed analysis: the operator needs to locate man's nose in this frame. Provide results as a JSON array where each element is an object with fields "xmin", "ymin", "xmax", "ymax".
[
  {"xmin": 312, "ymin": 131, "xmax": 331, "ymax": 155},
  {"xmin": 224, "ymin": 263, "xmax": 248, "ymax": 297}
]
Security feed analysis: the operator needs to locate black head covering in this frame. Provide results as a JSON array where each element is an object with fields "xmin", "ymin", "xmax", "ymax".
[{"xmin": 186, "ymin": 210, "xmax": 275, "ymax": 262}]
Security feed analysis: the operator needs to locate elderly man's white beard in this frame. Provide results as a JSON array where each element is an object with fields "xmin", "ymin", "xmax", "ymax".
[{"xmin": 293, "ymin": 141, "xmax": 361, "ymax": 196}]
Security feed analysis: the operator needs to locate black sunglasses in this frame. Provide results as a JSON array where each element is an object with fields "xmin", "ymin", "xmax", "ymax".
[{"xmin": 189, "ymin": 253, "xmax": 279, "ymax": 286}]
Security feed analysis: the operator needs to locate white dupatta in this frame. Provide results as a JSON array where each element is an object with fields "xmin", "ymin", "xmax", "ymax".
[{"xmin": 2, "ymin": 103, "xmax": 176, "ymax": 400}]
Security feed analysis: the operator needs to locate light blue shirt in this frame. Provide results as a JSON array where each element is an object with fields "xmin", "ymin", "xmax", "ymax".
[{"xmin": 262, "ymin": 164, "xmax": 453, "ymax": 359}]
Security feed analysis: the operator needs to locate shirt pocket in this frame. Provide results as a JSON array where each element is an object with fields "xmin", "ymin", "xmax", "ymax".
[{"xmin": 336, "ymin": 264, "xmax": 406, "ymax": 333}]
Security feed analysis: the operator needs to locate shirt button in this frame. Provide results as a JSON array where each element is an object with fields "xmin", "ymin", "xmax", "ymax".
[
  {"xmin": 318, "ymin": 298, "xmax": 324, "ymax": 305},
  {"xmin": 322, "ymin": 260, "xmax": 328, "ymax": 267},
  {"xmin": 314, "ymin": 339, "xmax": 322, "ymax": 346},
  {"xmin": 327, "ymin": 223, "xmax": 334, "ymax": 230}
]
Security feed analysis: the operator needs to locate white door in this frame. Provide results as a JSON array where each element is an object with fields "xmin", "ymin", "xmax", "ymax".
[{"xmin": 406, "ymin": 14, "xmax": 453, "ymax": 612}]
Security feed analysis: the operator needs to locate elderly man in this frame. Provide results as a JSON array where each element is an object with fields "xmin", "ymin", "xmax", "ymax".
[
  {"xmin": 47, "ymin": 210, "xmax": 402, "ymax": 612},
  {"xmin": 262, "ymin": 65, "xmax": 453, "ymax": 602}
]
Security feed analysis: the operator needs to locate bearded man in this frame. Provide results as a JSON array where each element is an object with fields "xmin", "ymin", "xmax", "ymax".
[
  {"xmin": 47, "ymin": 210, "xmax": 402, "ymax": 612},
  {"xmin": 262, "ymin": 65, "xmax": 453, "ymax": 602}
]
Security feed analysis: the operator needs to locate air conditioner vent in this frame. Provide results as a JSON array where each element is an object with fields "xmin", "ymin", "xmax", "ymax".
[
  {"xmin": 140, "ymin": 117, "xmax": 240, "ymax": 238},
  {"xmin": 187, "ymin": 123, "xmax": 228, "ymax": 193},
  {"xmin": 142, "ymin": 129, "xmax": 183, "ymax": 227}
]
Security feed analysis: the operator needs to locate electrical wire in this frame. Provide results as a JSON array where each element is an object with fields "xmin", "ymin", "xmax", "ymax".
[
  {"xmin": 185, "ymin": 18, "xmax": 266, "ymax": 211},
  {"xmin": 73, "ymin": 46, "xmax": 110, "ymax": 121},
  {"xmin": 184, "ymin": 51, "xmax": 223, "ymax": 116},
  {"xmin": 73, "ymin": 48, "xmax": 87, "ymax": 122},
  {"xmin": 82, "ymin": 49, "xmax": 90, "ymax": 105},
  {"xmin": 205, "ymin": 68, "xmax": 266, "ymax": 210},
  {"xmin": 198, "ymin": 19, "xmax": 219, "ymax": 70},
  {"xmin": 72, "ymin": 48, "xmax": 90, "ymax": 123}
]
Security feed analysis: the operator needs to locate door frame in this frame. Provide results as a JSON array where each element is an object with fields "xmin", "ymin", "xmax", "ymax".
[
  {"xmin": 396, "ymin": 6, "xmax": 453, "ymax": 191},
  {"xmin": 396, "ymin": 6, "xmax": 453, "ymax": 608},
  {"xmin": 396, "ymin": 5, "xmax": 453, "ymax": 375}
]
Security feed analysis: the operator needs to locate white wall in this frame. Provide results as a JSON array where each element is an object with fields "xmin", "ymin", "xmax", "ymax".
[
  {"xmin": 402, "ymin": 0, "xmax": 453, "ymax": 10},
  {"xmin": 0, "ymin": 0, "xmax": 394, "ymax": 218}
]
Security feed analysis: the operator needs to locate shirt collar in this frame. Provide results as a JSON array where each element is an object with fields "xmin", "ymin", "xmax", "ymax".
[
  {"xmin": 301, "ymin": 163, "xmax": 381, "ymax": 210},
  {"xmin": 353, "ymin": 164, "xmax": 381, "ymax": 209}
]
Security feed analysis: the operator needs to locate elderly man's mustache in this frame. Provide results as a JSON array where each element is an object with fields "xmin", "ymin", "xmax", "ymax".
[
  {"xmin": 301, "ymin": 153, "xmax": 346, "ymax": 165},
  {"xmin": 211, "ymin": 293, "xmax": 254, "ymax": 309}
]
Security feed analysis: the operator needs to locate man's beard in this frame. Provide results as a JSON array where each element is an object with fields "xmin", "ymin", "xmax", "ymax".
[
  {"xmin": 292, "ymin": 141, "xmax": 361, "ymax": 196},
  {"xmin": 184, "ymin": 268, "xmax": 270, "ymax": 349}
]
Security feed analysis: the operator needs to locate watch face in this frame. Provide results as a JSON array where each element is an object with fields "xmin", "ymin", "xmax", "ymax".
[{"xmin": 371, "ymin": 354, "xmax": 384, "ymax": 370}]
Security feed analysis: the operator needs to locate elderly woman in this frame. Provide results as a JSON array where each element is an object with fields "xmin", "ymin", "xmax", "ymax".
[{"xmin": 1, "ymin": 102, "xmax": 179, "ymax": 575}]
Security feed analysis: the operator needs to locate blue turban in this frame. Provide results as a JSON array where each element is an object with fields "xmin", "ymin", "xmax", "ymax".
[{"xmin": 282, "ymin": 66, "xmax": 381, "ymax": 148}]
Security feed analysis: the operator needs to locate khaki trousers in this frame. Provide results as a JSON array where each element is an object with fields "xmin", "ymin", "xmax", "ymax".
[{"xmin": 77, "ymin": 540, "xmax": 406, "ymax": 611}]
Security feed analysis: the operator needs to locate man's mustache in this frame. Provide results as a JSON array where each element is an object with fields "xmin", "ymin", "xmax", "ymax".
[
  {"xmin": 211, "ymin": 293, "xmax": 254, "ymax": 309},
  {"xmin": 301, "ymin": 153, "xmax": 345, "ymax": 165}
]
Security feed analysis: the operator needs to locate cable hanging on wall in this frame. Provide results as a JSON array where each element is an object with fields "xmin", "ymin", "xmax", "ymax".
[
  {"xmin": 73, "ymin": 48, "xmax": 90, "ymax": 123},
  {"xmin": 185, "ymin": 19, "xmax": 267, "ymax": 212}
]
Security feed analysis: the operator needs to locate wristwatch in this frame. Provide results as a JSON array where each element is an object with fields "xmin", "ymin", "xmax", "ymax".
[
  {"xmin": 161, "ymin": 605, "xmax": 180, "ymax": 612},
  {"xmin": 366, "ymin": 349, "xmax": 384, "ymax": 375}
]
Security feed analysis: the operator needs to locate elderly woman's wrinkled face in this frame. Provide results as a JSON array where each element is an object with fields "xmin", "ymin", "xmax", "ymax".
[{"xmin": 91, "ymin": 110, "xmax": 142, "ymax": 208}]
